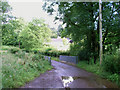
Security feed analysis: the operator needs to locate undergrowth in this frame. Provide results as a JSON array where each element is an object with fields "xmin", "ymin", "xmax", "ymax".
[
  {"xmin": 2, "ymin": 46, "xmax": 53, "ymax": 88},
  {"xmin": 77, "ymin": 60, "xmax": 120, "ymax": 87},
  {"xmin": 51, "ymin": 57, "xmax": 60, "ymax": 62}
]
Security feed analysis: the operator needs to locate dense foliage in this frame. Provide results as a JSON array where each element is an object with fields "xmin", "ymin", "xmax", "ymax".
[
  {"xmin": 2, "ymin": 18, "xmax": 24, "ymax": 45},
  {"xmin": 43, "ymin": 2, "xmax": 120, "ymax": 64},
  {"xmin": 102, "ymin": 50, "xmax": 120, "ymax": 74},
  {"xmin": 1, "ymin": 1, "xmax": 52, "ymax": 51},
  {"xmin": 0, "ymin": 1, "xmax": 53, "ymax": 88},
  {"xmin": 18, "ymin": 18, "xmax": 51, "ymax": 50},
  {"xmin": 1, "ymin": 1, "xmax": 120, "ymax": 88},
  {"xmin": 1, "ymin": 1, "xmax": 15, "ymax": 46},
  {"xmin": 43, "ymin": 2, "xmax": 120, "ymax": 87}
]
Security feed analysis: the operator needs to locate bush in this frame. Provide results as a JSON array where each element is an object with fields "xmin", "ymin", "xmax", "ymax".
[
  {"xmin": 46, "ymin": 48, "xmax": 52, "ymax": 52},
  {"xmin": 77, "ymin": 49, "xmax": 91, "ymax": 61},
  {"xmin": 102, "ymin": 50, "xmax": 120, "ymax": 74},
  {"xmin": 0, "ymin": 46, "xmax": 12, "ymax": 50},
  {"xmin": 51, "ymin": 57, "xmax": 60, "ymax": 61},
  {"xmin": 15, "ymin": 51, "xmax": 26, "ymax": 58},
  {"xmin": 59, "ymin": 51, "xmax": 70, "ymax": 56},
  {"xmin": 69, "ymin": 43, "xmax": 89, "ymax": 60},
  {"xmin": 77, "ymin": 60, "xmax": 120, "ymax": 87},
  {"xmin": 10, "ymin": 47, "xmax": 20, "ymax": 54},
  {"xmin": 41, "ymin": 50, "xmax": 70, "ymax": 57},
  {"xmin": 33, "ymin": 49, "xmax": 39, "ymax": 54},
  {"xmin": 32, "ymin": 54, "xmax": 44, "ymax": 61},
  {"xmin": 26, "ymin": 47, "xmax": 70, "ymax": 58},
  {"xmin": 2, "ymin": 52, "xmax": 52, "ymax": 88},
  {"xmin": 32, "ymin": 54, "xmax": 40, "ymax": 61},
  {"xmin": 107, "ymin": 73, "xmax": 120, "ymax": 85}
]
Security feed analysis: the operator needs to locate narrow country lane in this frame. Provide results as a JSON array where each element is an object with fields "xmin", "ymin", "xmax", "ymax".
[{"xmin": 22, "ymin": 60, "xmax": 118, "ymax": 88}]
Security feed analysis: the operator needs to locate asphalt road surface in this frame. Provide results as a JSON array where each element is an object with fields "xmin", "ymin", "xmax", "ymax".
[{"xmin": 22, "ymin": 60, "xmax": 118, "ymax": 88}]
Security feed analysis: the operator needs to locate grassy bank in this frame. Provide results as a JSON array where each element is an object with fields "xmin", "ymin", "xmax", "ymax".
[
  {"xmin": 1, "ymin": 46, "xmax": 53, "ymax": 88},
  {"xmin": 77, "ymin": 61, "xmax": 120, "ymax": 87},
  {"xmin": 51, "ymin": 57, "xmax": 60, "ymax": 62}
]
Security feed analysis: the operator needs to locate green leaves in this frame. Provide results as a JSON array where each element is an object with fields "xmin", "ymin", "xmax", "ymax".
[
  {"xmin": 44, "ymin": 2, "xmax": 119, "ymax": 63},
  {"xmin": 2, "ymin": 19, "xmax": 24, "ymax": 45},
  {"xmin": 18, "ymin": 18, "xmax": 52, "ymax": 50}
]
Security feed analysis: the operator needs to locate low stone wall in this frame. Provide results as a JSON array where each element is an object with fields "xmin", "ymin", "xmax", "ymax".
[{"xmin": 59, "ymin": 55, "xmax": 78, "ymax": 64}]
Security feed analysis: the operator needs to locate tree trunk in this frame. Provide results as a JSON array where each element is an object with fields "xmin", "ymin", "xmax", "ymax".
[
  {"xmin": 87, "ymin": 31, "xmax": 91, "ymax": 64},
  {"xmin": 97, "ymin": 17, "xmax": 100, "ymax": 58},
  {"xmin": 90, "ymin": 3, "xmax": 97, "ymax": 64},
  {"xmin": 99, "ymin": 0, "xmax": 103, "ymax": 65}
]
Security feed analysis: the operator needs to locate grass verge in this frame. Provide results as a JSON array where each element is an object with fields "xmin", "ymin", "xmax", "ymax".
[
  {"xmin": 1, "ymin": 47, "xmax": 53, "ymax": 88},
  {"xmin": 51, "ymin": 57, "xmax": 60, "ymax": 62},
  {"xmin": 77, "ymin": 61, "xmax": 120, "ymax": 87}
]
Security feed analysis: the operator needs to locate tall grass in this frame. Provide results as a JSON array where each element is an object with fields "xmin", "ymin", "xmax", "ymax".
[
  {"xmin": 77, "ymin": 50, "xmax": 120, "ymax": 87},
  {"xmin": 0, "ymin": 52, "xmax": 2, "ymax": 89},
  {"xmin": 1, "ymin": 46, "xmax": 53, "ymax": 88},
  {"xmin": 0, "ymin": 45, "xmax": 16, "ymax": 50}
]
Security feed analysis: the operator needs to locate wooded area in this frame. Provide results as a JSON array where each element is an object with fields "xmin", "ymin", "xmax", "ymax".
[
  {"xmin": 43, "ymin": 2, "xmax": 120, "ymax": 86},
  {"xmin": 43, "ymin": 1, "xmax": 120, "ymax": 63},
  {"xmin": 0, "ymin": 1, "xmax": 120, "ymax": 88},
  {"xmin": 1, "ymin": 1, "xmax": 51, "ymax": 49}
]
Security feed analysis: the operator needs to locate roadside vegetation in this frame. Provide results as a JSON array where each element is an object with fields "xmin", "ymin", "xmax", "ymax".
[
  {"xmin": 1, "ymin": 46, "xmax": 52, "ymax": 88},
  {"xmin": 0, "ymin": 2, "xmax": 56, "ymax": 88},
  {"xmin": 77, "ymin": 49, "xmax": 120, "ymax": 87},
  {"xmin": 1, "ymin": 1, "xmax": 120, "ymax": 88},
  {"xmin": 51, "ymin": 57, "xmax": 60, "ymax": 62},
  {"xmin": 44, "ymin": 1, "xmax": 120, "ymax": 87}
]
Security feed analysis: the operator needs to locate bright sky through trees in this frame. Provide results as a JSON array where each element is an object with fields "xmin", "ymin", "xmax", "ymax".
[{"xmin": 8, "ymin": 0, "xmax": 60, "ymax": 29}]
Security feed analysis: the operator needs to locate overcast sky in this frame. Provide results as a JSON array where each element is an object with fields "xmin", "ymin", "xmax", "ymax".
[{"xmin": 8, "ymin": 0, "xmax": 61, "ymax": 29}]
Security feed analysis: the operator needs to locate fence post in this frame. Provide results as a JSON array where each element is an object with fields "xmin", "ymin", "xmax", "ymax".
[{"xmin": 44, "ymin": 56, "xmax": 51, "ymax": 65}]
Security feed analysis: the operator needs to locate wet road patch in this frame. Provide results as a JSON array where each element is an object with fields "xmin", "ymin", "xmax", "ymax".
[{"xmin": 61, "ymin": 76, "xmax": 107, "ymax": 88}]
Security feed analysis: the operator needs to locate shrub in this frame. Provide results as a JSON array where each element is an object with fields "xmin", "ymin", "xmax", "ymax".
[
  {"xmin": 59, "ymin": 51, "xmax": 70, "ymax": 56},
  {"xmin": 28, "ymin": 47, "xmax": 70, "ymax": 58},
  {"xmin": 46, "ymin": 48, "xmax": 52, "ymax": 52},
  {"xmin": 77, "ymin": 60, "xmax": 120, "ymax": 87},
  {"xmin": 102, "ymin": 50, "xmax": 120, "ymax": 74},
  {"xmin": 32, "ymin": 53, "xmax": 44, "ymax": 61},
  {"xmin": 15, "ymin": 51, "xmax": 26, "ymax": 58},
  {"xmin": 51, "ymin": 57, "xmax": 59, "ymax": 61},
  {"xmin": 42, "ymin": 50, "xmax": 70, "ymax": 57},
  {"xmin": 77, "ymin": 49, "xmax": 91, "ymax": 61},
  {"xmin": 107, "ymin": 73, "xmax": 120, "ymax": 85},
  {"xmin": 2, "ymin": 52, "xmax": 52, "ymax": 88},
  {"xmin": 10, "ymin": 47, "xmax": 20, "ymax": 54},
  {"xmin": 33, "ymin": 49, "xmax": 39, "ymax": 54},
  {"xmin": 38, "ymin": 54, "xmax": 44, "ymax": 59},
  {"xmin": 0, "ymin": 46, "xmax": 12, "ymax": 50},
  {"xmin": 32, "ymin": 54, "xmax": 40, "ymax": 61}
]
